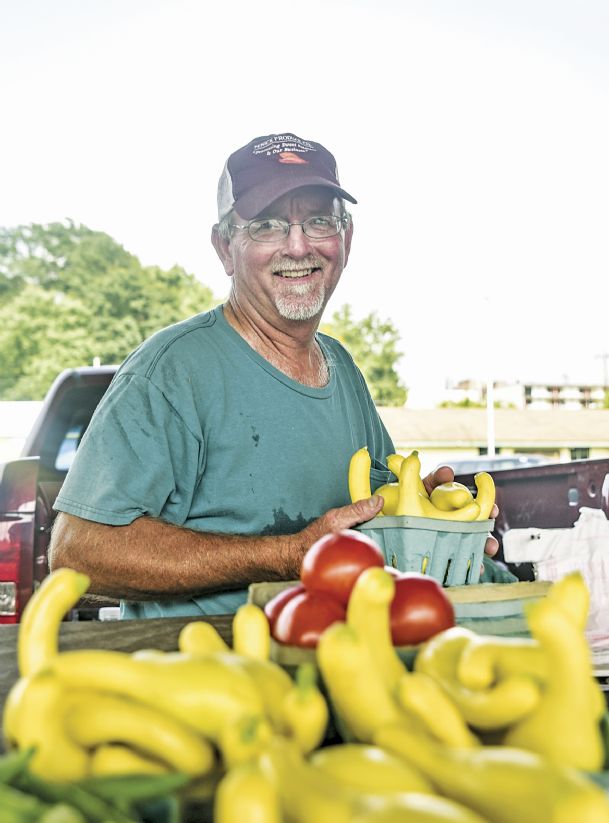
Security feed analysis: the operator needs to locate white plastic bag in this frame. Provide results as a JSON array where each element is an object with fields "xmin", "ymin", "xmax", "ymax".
[{"xmin": 503, "ymin": 507, "xmax": 609, "ymax": 648}]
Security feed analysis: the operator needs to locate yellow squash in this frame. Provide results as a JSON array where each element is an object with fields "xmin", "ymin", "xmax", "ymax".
[
  {"xmin": 414, "ymin": 627, "xmax": 541, "ymax": 731},
  {"xmin": 18, "ymin": 567, "xmax": 90, "ymax": 677},
  {"xmin": 279, "ymin": 662, "xmax": 329, "ymax": 754},
  {"xmin": 49, "ymin": 649, "xmax": 265, "ymax": 743},
  {"xmin": 65, "ymin": 691, "xmax": 215, "ymax": 776},
  {"xmin": 430, "ymin": 482, "xmax": 474, "ymax": 511},
  {"xmin": 215, "ymin": 760, "xmax": 282, "ymax": 823},
  {"xmin": 317, "ymin": 623, "xmax": 407, "ymax": 742},
  {"xmin": 232, "ymin": 603, "xmax": 271, "ymax": 661},
  {"xmin": 374, "ymin": 724, "xmax": 609, "ymax": 823},
  {"xmin": 396, "ymin": 452, "xmax": 481, "ymax": 521},
  {"xmin": 346, "ymin": 567, "xmax": 407, "ymax": 692},
  {"xmin": 349, "ymin": 446, "xmax": 372, "ymax": 502},
  {"xmin": 502, "ymin": 577, "xmax": 605, "ymax": 771}
]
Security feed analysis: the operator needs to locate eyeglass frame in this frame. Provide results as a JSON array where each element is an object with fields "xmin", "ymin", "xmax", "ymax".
[{"xmin": 228, "ymin": 214, "xmax": 351, "ymax": 243}]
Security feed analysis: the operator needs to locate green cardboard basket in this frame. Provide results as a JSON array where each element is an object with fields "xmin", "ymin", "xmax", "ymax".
[
  {"xmin": 356, "ymin": 514, "xmax": 494, "ymax": 586},
  {"xmin": 248, "ymin": 579, "xmax": 552, "ymax": 666}
]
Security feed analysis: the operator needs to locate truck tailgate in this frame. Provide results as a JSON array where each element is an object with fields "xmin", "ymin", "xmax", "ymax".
[{"xmin": 456, "ymin": 458, "xmax": 609, "ymax": 580}]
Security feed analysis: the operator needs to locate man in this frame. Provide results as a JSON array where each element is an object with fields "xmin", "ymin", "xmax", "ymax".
[{"xmin": 49, "ymin": 132, "xmax": 502, "ymax": 618}]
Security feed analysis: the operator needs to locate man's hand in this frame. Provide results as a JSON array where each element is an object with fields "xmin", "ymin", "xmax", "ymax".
[
  {"xmin": 302, "ymin": 495, "xmax": 384, "ymax": 549},
  {"xmin": 302, "ymin": 462, "xmax": 499, "ymax": 568},
  {"xmin": 423, "ymin": 465, "xmax": 499, "ymax": 558}
]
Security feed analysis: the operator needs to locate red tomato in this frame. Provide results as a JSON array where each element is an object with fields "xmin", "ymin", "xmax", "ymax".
[
  {"xmin": 263, "ymin": 584, "xmax": 305, "ymax": 632},
  {"xmin": 272, "ymin": 590, "xmax": 346, "ymax": 648},
  {"xmin": 300, "ymin": 529, "xmax": 384, "ymax": 607},
  {"xmin": 390, "ymin": 573, "xmax": 455, "ymax": 646}
]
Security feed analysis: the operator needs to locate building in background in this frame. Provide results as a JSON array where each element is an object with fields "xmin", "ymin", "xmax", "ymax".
[
  {"xmin": 3, "ymin": 391, "xmax": 609, "ymax": 480},
  {"xmin": 444, "ymin": 379, "xmax": 607, "ymax": 410},
  {"xmin": 378, "ymin": 407, "xmax": 609, "ymax": 476}
]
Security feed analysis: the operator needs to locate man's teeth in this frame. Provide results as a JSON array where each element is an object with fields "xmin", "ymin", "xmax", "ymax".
[{"xmin": 276, "ymin": 268, "xmax": 315, "ymax": 278}]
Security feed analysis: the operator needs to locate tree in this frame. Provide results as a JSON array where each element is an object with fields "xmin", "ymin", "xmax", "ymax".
[
  {"xmin": 0, "ymin": 221, "xmax": 217, "ymax": 399},
  {"xmin": 321, "ymin": 305, "xmax": 407, "ymax": 406},
  {"xmin": 0, "ymin": 285, "xmax": 96, "ymax": 398},
  {"xmin": 0, "ymin": 221, "xmax": 408, "ymax": 403}
]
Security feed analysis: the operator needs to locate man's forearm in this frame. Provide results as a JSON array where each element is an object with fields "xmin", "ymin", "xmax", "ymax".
[
  {"xmin": 49, "ymin": 495, "xmax": 384, "ymax": 600},
  {"xmin": 49, "ymin": 512, "xmax": 308, "ymax": 600}
]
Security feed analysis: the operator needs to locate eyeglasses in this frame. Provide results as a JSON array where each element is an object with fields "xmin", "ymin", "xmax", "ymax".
[{"xmin": 230, "ymin": 215, "xmax": 349, "ymax": 243}]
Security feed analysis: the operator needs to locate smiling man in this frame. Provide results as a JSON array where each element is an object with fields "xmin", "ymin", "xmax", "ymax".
[
  {"xmin": 49, "ymin": 132, "xmax": 501, "ymax": 618},
  {"xmin": 213, "ymin": 186, "xmax": 351, "ymax": 385}
]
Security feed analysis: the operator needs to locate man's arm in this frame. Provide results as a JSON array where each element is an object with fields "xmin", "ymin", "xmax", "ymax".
[{"xmin": 49, "ymin": 496, "xmax": 384, "ymax": 600}]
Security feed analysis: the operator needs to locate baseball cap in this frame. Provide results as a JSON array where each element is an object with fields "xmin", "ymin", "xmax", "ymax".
[{"xmin": 217, "ymin": 132, "xmax": 357, "ymax": 221}]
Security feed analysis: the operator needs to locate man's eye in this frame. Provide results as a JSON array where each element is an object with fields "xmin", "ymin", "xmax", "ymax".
[
  {"xmin": 309, "ymin": 216, "xmax": 334, "ymax": 227},
  {"xmin": 253, "ymin": 219, "xmax": 283, "ymax": 232}
]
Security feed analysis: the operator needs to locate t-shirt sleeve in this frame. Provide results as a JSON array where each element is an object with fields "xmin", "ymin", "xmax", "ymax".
[
  {"xmin": 350, "ymin": 355, "xmax": 396, "ymax": 470},
  {"xmin": 54, "ymin": 372, "xmax": 204, "ymax": 526},
  {"xmin": 479, "ymin": 556, "xmax": 519, "ymax": 584}
]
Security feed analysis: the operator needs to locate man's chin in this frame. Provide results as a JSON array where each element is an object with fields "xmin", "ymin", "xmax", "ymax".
[
  {"xmin": 276, "ymin": 305, "xmax": 323, "ymax": 321},
  {"xmin": 275, "ymin": 288, "xmax": 326, "ymax": 321}
]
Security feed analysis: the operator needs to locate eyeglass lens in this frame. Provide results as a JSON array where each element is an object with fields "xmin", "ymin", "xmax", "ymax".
[{"xmin": 248, "ymin": 216, "xmax": 341, "ymax": 242}]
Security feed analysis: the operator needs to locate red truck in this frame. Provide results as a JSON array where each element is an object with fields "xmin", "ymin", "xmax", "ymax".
[
  {"xmin": 2, "ymin": 365, "xmax": 609, "ymax": 622},
  {"xmin": 0, "ymin": 367, "xmax": 116, "ymax": 622}
]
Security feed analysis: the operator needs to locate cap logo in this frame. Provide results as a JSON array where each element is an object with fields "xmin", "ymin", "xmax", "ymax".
[
  {"xmin": 278, "ymin": 152, "xmax": 309, "ymax": 165},
  {"xmin": 252, "ymin": 135, "xmax": 317, "ymax": 158}
]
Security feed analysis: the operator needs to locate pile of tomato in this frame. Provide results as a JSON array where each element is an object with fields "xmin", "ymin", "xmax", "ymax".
[{"xmin": 264, "ymin": 529, "xmax": 455, "ymax": 649}]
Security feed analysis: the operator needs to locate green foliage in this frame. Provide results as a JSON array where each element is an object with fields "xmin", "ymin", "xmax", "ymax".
[
  {"xmin": 321, "ymin": 304, "xmax": 407, "ymax": 406},
  {"xmin": 439, "ymin": 398, "xmax": 517, "ymax": 409},
  {"xmin": 439, "ymin": 398, "xmax": 486, "ymax": 409},
  {"xmin": 0, "ymin": 221, "xmax": 408, "ymax": 404},
  {"xmin": 0, "ymin": 221, "xmax": 218, "ymax": 399}
]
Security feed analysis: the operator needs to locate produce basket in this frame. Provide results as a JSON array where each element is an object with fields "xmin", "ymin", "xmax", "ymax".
[
  {"xmin": 248, "ymin": 579, "xmax": 552, "ymax": 667},
  {"xmin": 356, "ymin": 514, "xmax": 494, "ymax": 586}
]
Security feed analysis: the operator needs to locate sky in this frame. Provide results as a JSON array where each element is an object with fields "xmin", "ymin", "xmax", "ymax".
[{"xmin": 2, "ymin": 0, "xmax": 609, "ymax": 406}]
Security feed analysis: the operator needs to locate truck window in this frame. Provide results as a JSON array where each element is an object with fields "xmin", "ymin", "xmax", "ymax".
[
  {"xmin": 28, "ymin": 377, "xmax": 113, "ymax": 481},
  {"xmin": 55, "ymin": 424, "xmax": 85, "ymax": 471}
]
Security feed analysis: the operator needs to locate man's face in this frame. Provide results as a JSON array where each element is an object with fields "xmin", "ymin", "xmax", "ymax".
[{"xmin": 215, "ymin": 187, "xmax": 352, "ymax": 325}]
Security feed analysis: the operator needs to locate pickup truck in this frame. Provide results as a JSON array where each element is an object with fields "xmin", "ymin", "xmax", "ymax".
[
  {"xmin": 2, "ymin": 365, "xmax": 609, "ymax": 622},
  {"xmin": 0, "ymin": 367, "xmax": 116, "ymax": 622}
]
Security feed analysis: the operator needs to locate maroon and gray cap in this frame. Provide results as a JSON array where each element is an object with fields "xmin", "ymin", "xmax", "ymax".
[{"xmin": 217, "ymin": 132, "xmax": 357, "ymax": 221}]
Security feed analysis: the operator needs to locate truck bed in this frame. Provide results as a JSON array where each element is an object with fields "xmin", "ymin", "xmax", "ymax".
[{"xmin": 456, "ymin": 457, "xmax": 609, "ymax": 580}]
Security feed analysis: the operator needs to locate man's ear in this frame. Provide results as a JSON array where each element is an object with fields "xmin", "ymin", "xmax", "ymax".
[
  {"xmin": 211, "ymin": 225, "xmax": 234, "ymax": 276},
  {"xmin": 343, "ymin": 219, "xmax": 354, "ymax": 266}
]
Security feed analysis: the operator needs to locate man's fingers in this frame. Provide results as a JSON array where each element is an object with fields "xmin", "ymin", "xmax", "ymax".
[
  {"xmin": 423, "ymin": 465, "xmax": 454, "ymax": 494},
  {"xmin": 318, "ymin": 495, "xmax": 383, "ymax": 535},
  {"xmin": 336, "ymin": 495, "xmax": 384, "ymax": 528},
  {"xmin": 351, "ymin": 494, "xmax": 384, "ymax": 523},
  {"xmin": 484, "ymin": 533, "xmax": 499, "ymax": 557}
]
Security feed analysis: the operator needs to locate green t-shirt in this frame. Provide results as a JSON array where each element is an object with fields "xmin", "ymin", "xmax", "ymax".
[{"xmin": 54, "ymin": 305, "xmax": 395, "ymax": 617}]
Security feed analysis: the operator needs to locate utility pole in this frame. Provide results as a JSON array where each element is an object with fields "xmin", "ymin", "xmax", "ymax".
[
  {"xmin": 596, "ymin": 353, "xmax": 609, "ymax": 409},
  {"xmin": 482, "ymin": 293, "xmax": 495, "ymax": 456},
  {"xmin": 595, "ymin": 353, "xmax": 609, "ymax": 388},
  {"xmin": 486, "ymin": 377, "xmax": 496, "ymax": 457}
]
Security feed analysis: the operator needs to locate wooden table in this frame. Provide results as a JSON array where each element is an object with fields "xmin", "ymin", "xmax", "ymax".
[{"xmin": 0, "ymin": 615, "xmax": 234, "ymax": 721}]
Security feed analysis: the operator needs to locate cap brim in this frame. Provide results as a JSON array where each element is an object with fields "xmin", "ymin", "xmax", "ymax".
[{"xmin": 232, "ymin": 176, "xmax": 357, "ymax": 220}]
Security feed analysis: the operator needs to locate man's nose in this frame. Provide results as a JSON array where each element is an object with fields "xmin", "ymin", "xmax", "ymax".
[{"xmin": 283, "ymin": 222, "xmax": 312, "ymax": 255}]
